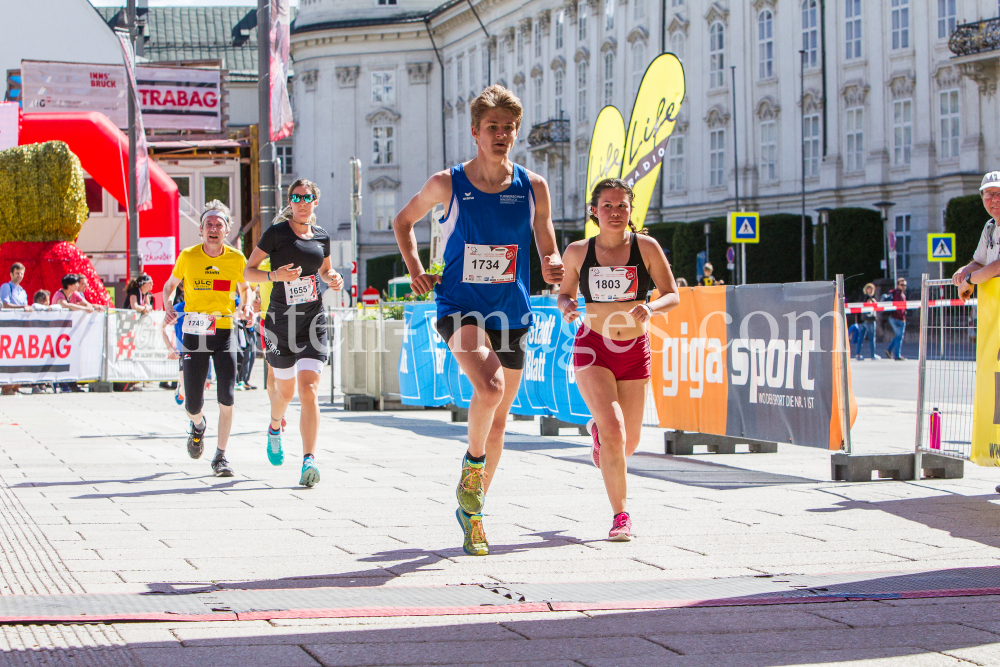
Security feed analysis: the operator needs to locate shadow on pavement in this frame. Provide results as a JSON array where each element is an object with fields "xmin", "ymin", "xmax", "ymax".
[
  {"xmin": 809, "ymin": 492, "xmax": 1000, "ymax": 549},
  {"xmin": 558, "ymin": 452, "xmax": 817, "ymax": 490}
]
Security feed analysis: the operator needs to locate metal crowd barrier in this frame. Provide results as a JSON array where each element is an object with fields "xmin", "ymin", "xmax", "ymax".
[{"xmin": 915, "ymin": 277, "xmax": 977, "ymax": 469}]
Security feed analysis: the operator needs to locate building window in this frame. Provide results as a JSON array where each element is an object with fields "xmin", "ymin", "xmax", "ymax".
[
  {"xmin": 631, "ymin": 42, "xmax": 644, "ymax": 99},
  {"xmin": 803, "ymin": 114, "xmax": 820, "ymax": 177},
  {"xmin": 937, "ymin": 0, "xmax": 956, "ymax": 39},
  {"xmin": 372, "ymin": 71, "xmax": 395, "ymax": 104},
  {"xmin": 276, "ymin": 144, "xmax": 294, "ymax": 174},
  {"xmin": 578, "ymin": 152, "xmax": 588, "ymax": 200},
  {"xmin": 671, "ymin": 0, "xmax": 683, "ymax": 5},
  {"xmin": 604, "ymin": 52, "xmax": 614, "ymax": 105},
  {"xmin": 534, "ymin": 21, "xmax": 542, "ymax": 58},
  {"xmin": 940, "ymin": 89, "xmax": 960, "ymax": 159},
  {"xmin": 891, "ymin": 0, "xmax": 909, "ymax": 50},
  {"xmin": 668, "ymin": 135, "xmax": 684, "ymax": 191},
  {"xmin": 556, "ymin": 10, "xmax": 564, "ymax": 50},
  {"xmin": 373, "ymin": 192, "xmax": 395, "ymax": 231},
  {"xmin": 710, "ymin": 129, "xmax": 725, "ymax": 187},
  {"xmin": 845, "ymin": 106, "xmax": 864, "ymax": 172},
  {"xmin": 483, "ymin": 46, "xmax": 490, "ymax": 86},
  {"xmin": 671, "ymin": 33, "xmax": 684, "ymax": 63},
  {"xmin": 516, "ymin": 32, "xmax": 524, "ymax": 67},
  {"xmin": 456, "ymin": 55, "xmax": 464, "ymax": 93},
  {"xmin": 372, "ymin": 126, "xmax": 394, "ymax": 165},
  {"xmin": 802, "ymin": 0, "xmax": 818, "ymax": 69},
  {"xmin": 469, "ymin": 50, "xmax": 477, "ymax": 91},
  {"xmin": 534, "ymin": 76, "xmax": 543, "ymax": 121},
  {"xmin": 709, "ymin": 22, "xmax": 724, "ymax": 89},
  {"xmin": 895, "ymin": 213, "xmax": 911, "ymax": 271},
  {"xmin": 759, "ymin": 120, "xmax": 777, "ymax": 182},
  {"xmin": 893, "ymin": 98, "xmax": 912, "ymax": 165},
  {"xmin": 577, "ymin": 61, "xmax": 588, "ymax": 121},
  {"xmin": 498, "ymin": 46, "xmax": 506, "ymax": 76},
  {"xmin": 377, "ymin": 0, "xmax": 397, "ymax": 5},
  {"xmin": 605, "ymin": 0, "xmax": 614, "ymax": 31},
  {"xmin": 846, "ymin": 0, "xmax": 862, "ymax": 59},
  {"xmin": 634, "ymin": 0, "xmax": 645, "ymax": 20},
  {"xmin": 758, "ymin": 10, "xmax": 773, "ymax": 79},
  {"xmin": 84, "ymin": 178, "xmax": 104, "ymax": 214},
  {"xmin": 554, "ymin": 69, "xmax": 565, "ymax": 116}
]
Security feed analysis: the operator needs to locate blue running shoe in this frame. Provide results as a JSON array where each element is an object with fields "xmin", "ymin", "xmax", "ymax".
[
  {"xmin": 300, "ymin": 455, "xmax": 320, "ymax": 487},
  {"xmin": 266, "ymin": 427, "xmax": 284, "ymax": 466}
]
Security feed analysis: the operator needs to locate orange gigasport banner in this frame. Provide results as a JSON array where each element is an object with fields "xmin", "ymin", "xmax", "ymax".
[{"xmin": 648, "ymin": 284, "xmax": 856, "ymax": 450}]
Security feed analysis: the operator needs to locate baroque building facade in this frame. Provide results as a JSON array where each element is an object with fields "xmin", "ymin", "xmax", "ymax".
[{"xmin": 291, "ymin": 0, "xmax": 1000, "ymax": 287}]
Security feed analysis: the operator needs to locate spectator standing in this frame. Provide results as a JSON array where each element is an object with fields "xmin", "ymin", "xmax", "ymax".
[
  {"xmin": 885, "ymin": 278, "xmax": 908, "ymax": 361},
  {"xmin": 953, "ymin": 171, "xmax": 1000, "ymax": 300},
  {"xmin": 0, "ymin": 263, "xmax": 30, "ymax": 311},
  {"xmin": 52, "ymin": 275, "xmax": 95, "ymax": 312},
  {"xmin": 76, "ymin": 276, "xmax": 106, "ymax": 311},
  {"xmin": 123, "ymin": 274, "xmax": 154, "ymax": 313},
  {"xmin": 855, "ymin": 283, "xmax": 881, "ymax": 361}
]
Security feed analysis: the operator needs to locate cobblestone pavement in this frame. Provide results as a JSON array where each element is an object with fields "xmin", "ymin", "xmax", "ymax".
[{"xmin": 3, "ymin": 362, "xmax": 1000, "ymax": 666}]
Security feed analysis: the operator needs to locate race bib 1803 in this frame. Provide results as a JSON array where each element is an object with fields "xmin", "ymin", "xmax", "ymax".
[
  {"xmin": 284, "ymin": 275, "xmax": 319, "ymax": 305},
  {"xmin": 462, "ymin": 244, "xmax": 517, "ymax": 284},
  {"xmin": 588, "ymin": 266, "xmax": 639, "ymax": 302},
  {"xmin": 182, "ymin": 313, "xmax": 217, "ymax": 335}
]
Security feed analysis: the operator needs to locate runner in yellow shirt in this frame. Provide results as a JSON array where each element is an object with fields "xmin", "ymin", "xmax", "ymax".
[{"xmin": 162, "ymin": 201, "xmax": 252, "ymax": 477}]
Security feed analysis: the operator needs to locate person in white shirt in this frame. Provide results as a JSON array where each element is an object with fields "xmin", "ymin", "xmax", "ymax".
[{"xmin": 953, "ymin": 171, "xmax": 1000, "ymax": 299}]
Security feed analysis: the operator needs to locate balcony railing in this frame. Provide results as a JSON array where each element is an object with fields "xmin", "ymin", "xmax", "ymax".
[
  {"xmin": 527, "ymin": 118, "xmax": 570, "ymax": 147},
  {"xmin": 949, "ymin": 17, "xmax": 1000, "ymax": 57}
]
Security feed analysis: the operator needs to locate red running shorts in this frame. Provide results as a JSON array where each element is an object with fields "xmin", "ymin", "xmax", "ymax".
[{"xmin": 572, "ymin": 326, "xmax": 651, "ymax": 381}]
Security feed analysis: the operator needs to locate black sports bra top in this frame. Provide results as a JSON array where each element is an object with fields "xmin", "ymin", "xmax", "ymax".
[{"xmin": 578, "ymin": 233, "xmax": 652, "ymax": 303}]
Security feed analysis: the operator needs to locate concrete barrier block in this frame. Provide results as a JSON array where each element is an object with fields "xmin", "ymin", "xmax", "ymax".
[
  {"xmin": 831, "ymin": 453, "xmax": 914, "ymax": 482},
  {"xmin": 540, "ymin": 416, "xmax": 589, "ymax": 436},
  {"xmin": 448, "ymin": 404, "xmax": 468, "ymax": 422},
  {"xmin": 920, "ymin": 453, "xmax": 965, "ymax": 479},
  {"xmin": 345, "ymin": 395, "xmax": 376, "ymax": 411},
  {"xmin": 664, "ymin": 430, "xmax": 778, "ymax": 456}
]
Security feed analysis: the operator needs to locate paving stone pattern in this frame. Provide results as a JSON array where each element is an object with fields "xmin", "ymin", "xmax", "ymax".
[{"xmin": 2, "ymin": 363, "xmax": 1000, "ymax": 665}]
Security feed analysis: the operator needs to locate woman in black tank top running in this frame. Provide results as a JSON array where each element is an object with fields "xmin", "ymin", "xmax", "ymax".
[{"xmin": 557, "ymin": 178, "xmax": 680, "ymax": 541}]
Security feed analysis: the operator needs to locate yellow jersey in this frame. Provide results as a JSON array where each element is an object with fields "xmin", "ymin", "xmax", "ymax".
[{"xmin": 172, "ymin": 244, "xmax": 247, "ymax": 329}]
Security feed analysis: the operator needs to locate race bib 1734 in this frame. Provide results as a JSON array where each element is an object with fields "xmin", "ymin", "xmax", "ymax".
[
  {"xmin": 462, "ymin": 244, "xmax": 517, "ymax": 284},
  {"xmin": 588, "ymin": 266, "xmax": 639, "ymax": 302}
]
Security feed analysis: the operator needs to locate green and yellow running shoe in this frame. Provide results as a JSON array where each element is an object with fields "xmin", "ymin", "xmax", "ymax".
[
  {"xmin": 456, "ymin": 457, "xmax": 487, "ymax": 515},
  {"xmin": 456, "ymin": 508, "xmax": 489, "ymax": 556}
]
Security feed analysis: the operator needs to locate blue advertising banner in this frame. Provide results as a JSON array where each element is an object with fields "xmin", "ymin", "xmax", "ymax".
[{"xmin": 399, "ymin": 297, "xmax": 592, "ymax": 424}]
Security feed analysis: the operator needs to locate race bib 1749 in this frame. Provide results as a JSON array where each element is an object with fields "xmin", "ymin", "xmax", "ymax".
[
  {"xmin": 588, "ymin": 266, "xmax": 639, "ymax": 302},
  {"xmin": 462, "ymin": 244, "xmax": 517, "ymax": 284},
  {"xmin": 284, "ymin": 275, "xmax": 319, "ymax": 305},
  {"xmin": 182, "ymin": 313, "xmax": 217, "ymax": 335}
]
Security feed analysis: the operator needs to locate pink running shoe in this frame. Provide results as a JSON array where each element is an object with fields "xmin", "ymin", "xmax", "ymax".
[
  {"xmin": 609, "ymin": 512, "xmax": 632, "ymax": 541},
  {"xmin": 587, "ymin": 418, "xmax": 601, "ymax": 469}
]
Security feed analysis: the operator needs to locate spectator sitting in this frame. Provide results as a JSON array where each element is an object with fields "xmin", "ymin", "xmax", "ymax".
[
  {"xmin": 123, "ymin": 273, "xmax": 154, "ymax": 314},
  {"xmin": 51, "ymin": 274, "xmax": 95, "ymax": 312},
  {"xmin": 76, "ymin": 276, "xmax": 106, "ymax": 312},
  {"xmin": 0, "ymin": 262, "xmax": 30, "ymax": 311},
  {"xmin": 31, "ymin": 290, "xmax": 53, "ymax": 310},
  {"xmin": 676, "ymin": 277, "xmax": 689, "ymax": 287}
]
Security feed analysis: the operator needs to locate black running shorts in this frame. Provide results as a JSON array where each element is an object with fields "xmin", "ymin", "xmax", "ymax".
[{"xmin": 435, "ymin": 313, "xmax": 529, "ymax": 370}]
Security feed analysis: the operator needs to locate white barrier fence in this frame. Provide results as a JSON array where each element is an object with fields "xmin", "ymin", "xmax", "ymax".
[{"xmin": 0, "ymin": 309, "xmax": 178, "ymax": 385}]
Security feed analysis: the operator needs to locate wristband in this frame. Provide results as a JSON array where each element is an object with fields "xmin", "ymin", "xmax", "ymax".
[{"xmin": 267, "ymin": 271, "xmax": 273, "ymax": 282}]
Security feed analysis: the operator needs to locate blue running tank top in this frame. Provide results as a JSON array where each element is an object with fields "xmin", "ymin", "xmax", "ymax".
[{"xmin": 435, "ymin": 163, "xmax": 535, "ymax": 330}]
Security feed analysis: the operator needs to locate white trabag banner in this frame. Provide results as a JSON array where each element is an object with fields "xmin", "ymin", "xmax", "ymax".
[
  {"xmin": 20, "ymin": 60, "xmax": 222, "ymax": 132},
  {"xmin": 106, "ymin": 310, "xmax": 177, "ymax": 382},
  {"xmin": 0, "ymin": 311, "xmax": 104, "ymax": 383}
]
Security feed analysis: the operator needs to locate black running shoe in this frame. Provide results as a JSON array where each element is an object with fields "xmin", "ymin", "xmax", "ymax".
[
  {"xmin": 187, "ymin": 421, "xmax": 206, "ymax": 459},
  {"xmin": 212, "ymin": 456, "xmax": 234, "ymax": 477}
]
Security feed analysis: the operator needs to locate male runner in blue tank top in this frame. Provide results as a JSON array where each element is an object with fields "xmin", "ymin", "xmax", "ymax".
[{"xmin": 394, "ymin": 85, "xmax": 564, "ymax": 556}]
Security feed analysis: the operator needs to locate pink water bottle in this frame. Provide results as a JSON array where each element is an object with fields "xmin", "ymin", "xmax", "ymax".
[{"xmin": 929, "ymin": 408, "xmax": 941, "ymax": 450}]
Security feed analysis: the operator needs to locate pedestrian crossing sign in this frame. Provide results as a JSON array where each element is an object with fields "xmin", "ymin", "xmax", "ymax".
[
  {"xmin": 927, "ymin": 233, "xmax": 956, "ymax": 262},
  {"xmin": 728, "ymin": 212, "xmax": 760, "ymax": 244}
]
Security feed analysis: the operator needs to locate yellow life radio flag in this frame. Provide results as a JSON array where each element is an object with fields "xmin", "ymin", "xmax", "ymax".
[
  {"xmin": 621, "ymin": 53, "xmax": 686, "ymax": 232},
  {"xmin": 584, "ymin": 106, "xmax": 626, "ymax": 239}
]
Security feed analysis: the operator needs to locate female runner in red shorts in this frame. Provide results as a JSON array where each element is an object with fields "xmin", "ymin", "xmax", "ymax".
[{"xmin": 557, "ymin": 178, "xmax": 680, "ymax": 541}]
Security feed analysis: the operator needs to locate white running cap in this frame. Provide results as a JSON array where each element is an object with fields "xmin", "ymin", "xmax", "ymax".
[{"xmin": 981, "ymin": 171, "xmax": 1000, "ymax": 190}]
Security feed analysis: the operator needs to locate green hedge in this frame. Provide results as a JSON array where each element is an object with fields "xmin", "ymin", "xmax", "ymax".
[
  {"xmin": 811, "ymin": 207, "xmax": 883, "ymax": 292},
  {"xmin": 945, "ymin": 194, "xmax": 989, "ymax": 269},
  {"xmin": 366, "ymin": 247, "xmax": 430, "ymax": 296}
]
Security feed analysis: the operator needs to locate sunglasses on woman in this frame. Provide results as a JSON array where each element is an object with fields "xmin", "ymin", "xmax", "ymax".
[{"xmin": 290, "ymin": 193, "xmax": 317, "ymax": 203}]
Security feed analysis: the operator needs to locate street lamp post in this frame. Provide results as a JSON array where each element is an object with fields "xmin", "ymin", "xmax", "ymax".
[
  {"xmin": 799, "ymin": 50, "xmax": 807, "ymax": 283},
  {"xmin": 816, "ymin": 207, "xmax": 832, "ymax": 281},
  {"xmin": 874, "ymin": 200, "xmax": 895, "ymax": 281}
]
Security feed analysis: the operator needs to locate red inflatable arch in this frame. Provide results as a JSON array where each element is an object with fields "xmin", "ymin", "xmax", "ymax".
[{"xmin": 18, "ymin": 111, "xmax": 180, "ymax": 293}]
